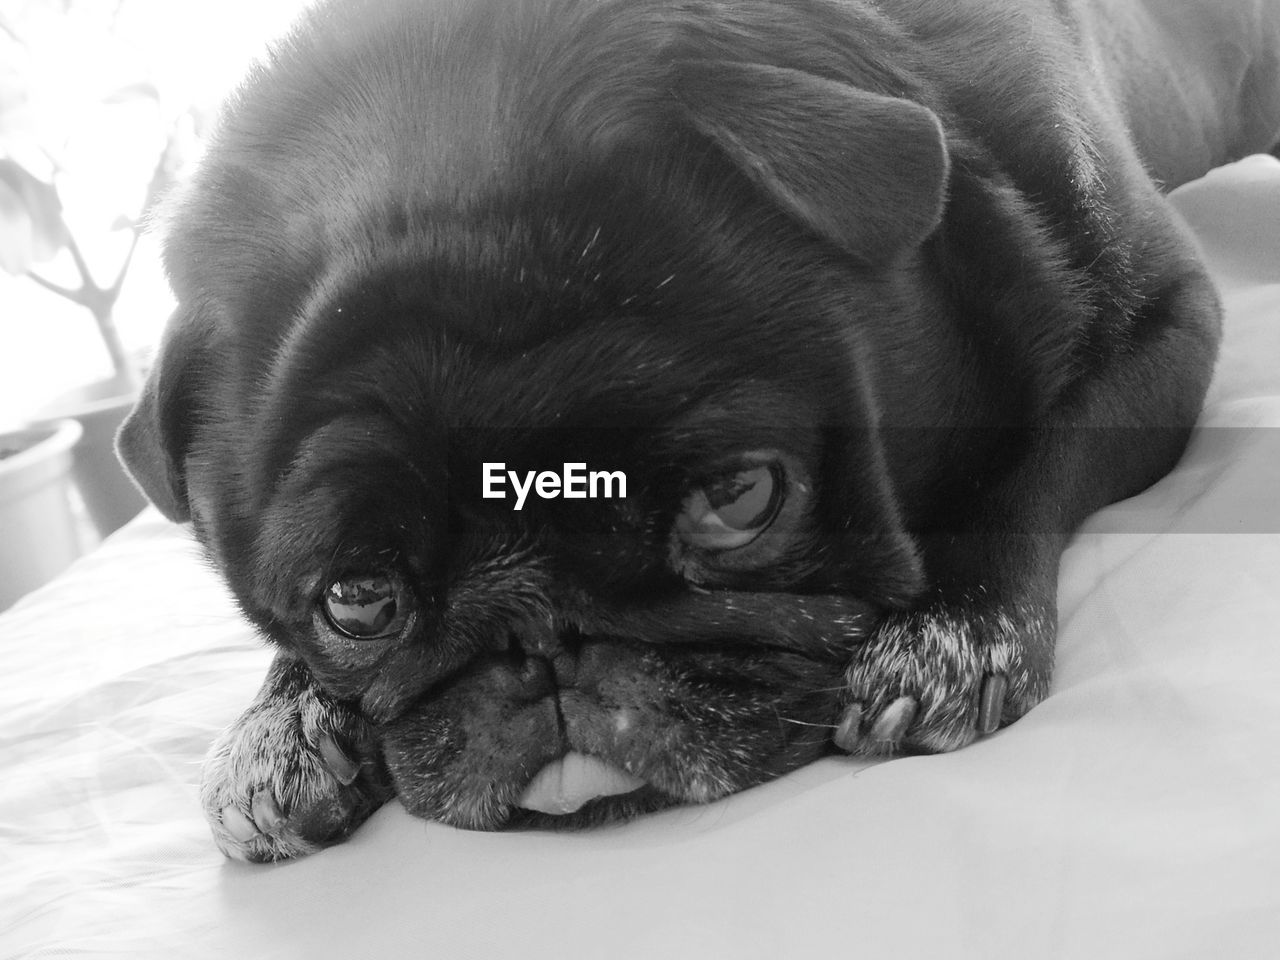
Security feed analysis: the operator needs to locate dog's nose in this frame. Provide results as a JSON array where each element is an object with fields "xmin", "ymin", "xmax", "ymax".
[{"xmin": 505, "ymin": 618, "xmax": 580, "ymax": 693}]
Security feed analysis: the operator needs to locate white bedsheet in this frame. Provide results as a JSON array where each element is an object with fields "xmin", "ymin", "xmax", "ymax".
[{"xmin": 3, "ymin": 156, "xmax": 1279, "ymax": 960}]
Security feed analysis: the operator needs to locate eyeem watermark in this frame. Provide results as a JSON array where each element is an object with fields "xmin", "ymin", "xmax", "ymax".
[{"xmin": 482, "ymin": 462, "xmax": 627, "ymax": 511}]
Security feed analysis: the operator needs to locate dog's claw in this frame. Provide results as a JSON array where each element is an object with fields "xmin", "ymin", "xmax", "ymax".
[
  {"xmin": 832, "ymin": 697, "xmax": 921, "ymax": 754},
  {"xmin": 318, "ymin": 735, "xmax": 360, "ymax": 785},
  {"xmin": 978, "ymin": 674, "xmax": 1007, "ymax": 735},
  {"xmin": 868, "ymin": 696, "xmax": 918, "ymax": 746},
  {"xmin": 250, "ymin": 789, "xmax": 285, "ymax": 833},
  {"xmin": 221, "ymin": 805, "xmax": 260, "ymax": 842},
  {"xmin": 832, "ymin": 704, "xmax": 863, "ymax": 752}
]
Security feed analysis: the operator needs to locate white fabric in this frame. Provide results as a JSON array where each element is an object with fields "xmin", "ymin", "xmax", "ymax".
[{"xmin": 3, "ymin": 156, "xmax": 1279, "ymax": 960}]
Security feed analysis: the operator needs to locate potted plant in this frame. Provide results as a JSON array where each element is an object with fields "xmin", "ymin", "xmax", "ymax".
[
  {"xmin": 1, "ymin": 3, "xmax": 196, "ymax": 537},
  {"xmin": 0, "ymin": 419, "xmax": 83, "ymax": 610}
]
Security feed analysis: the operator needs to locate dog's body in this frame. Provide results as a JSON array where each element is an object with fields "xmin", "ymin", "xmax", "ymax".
[{"xmin": 119, "ymin": 0, "xmax": 1280, "ymax": 861}]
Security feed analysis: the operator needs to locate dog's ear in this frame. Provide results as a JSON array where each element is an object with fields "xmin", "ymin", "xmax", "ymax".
[
  {"xmin": 116, "ymin": 303, "xmax": 219, "ymax": 523},
  {"xmin": 677, "ymin": 62, "xmax": 949, "ymax": 262}
]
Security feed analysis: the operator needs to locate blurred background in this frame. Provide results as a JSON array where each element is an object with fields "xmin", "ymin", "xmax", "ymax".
[{"xmin": 1, "ymin": 0, "xmax": 311, "ymax": 606}]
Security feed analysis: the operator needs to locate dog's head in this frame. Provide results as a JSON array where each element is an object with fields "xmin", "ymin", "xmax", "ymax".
[{"xmin": 119, "ymin": 0, "xmax": 951, "ymax": 828}]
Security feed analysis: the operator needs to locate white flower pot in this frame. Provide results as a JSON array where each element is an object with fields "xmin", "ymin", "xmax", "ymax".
[
  {"xmin": 0, "ymin": 419, "xmax": 84, "ymax": 611},
  {"xmin": 35, "ymin": 374, "xmax": 146, "ymax": 537}
]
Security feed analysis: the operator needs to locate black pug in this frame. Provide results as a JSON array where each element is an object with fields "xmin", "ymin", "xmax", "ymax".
[{"xmin": 119, "ymin": 0, "xmax": 1280, "ymax": 861}]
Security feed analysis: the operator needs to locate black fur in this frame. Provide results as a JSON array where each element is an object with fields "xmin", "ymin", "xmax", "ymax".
[{"xmin": 117, "ymin": 0, "xmax": 1280, "ymax": 860}]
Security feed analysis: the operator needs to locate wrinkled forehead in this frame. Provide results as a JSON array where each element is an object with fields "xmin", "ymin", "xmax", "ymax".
[
  {"xmin": 256, "ymin": 214, "xmax": 849, "ymax": 437},
  {"xmin": 258, "ymin": 306, "xmax": 827, "ymax": 498},
  {"xmin": 224, "ymin": 165, "xmax": 872, "ymax": 556}
]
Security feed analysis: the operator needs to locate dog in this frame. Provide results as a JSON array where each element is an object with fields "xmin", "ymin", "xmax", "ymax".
[{"xmin": 118, "ymin": 0, "xmax": 1280, "ymax": 861}]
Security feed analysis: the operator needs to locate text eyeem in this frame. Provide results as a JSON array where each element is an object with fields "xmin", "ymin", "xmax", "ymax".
[{"xmin": 482, "ymin": 462, "xmax": 627, "ymax": 511}]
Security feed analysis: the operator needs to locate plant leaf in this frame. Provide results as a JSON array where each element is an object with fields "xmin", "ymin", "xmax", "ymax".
[
  {"xmin": 101, "ymin": 81, "xmax": 161, "ymax": 105},
  {"xmin": 0, "ymin": 175, "xmax": 35, "ymax": 274},
  {"xmin": 0, "ymin": 157, "xmax": 66, "ymax": 273}
]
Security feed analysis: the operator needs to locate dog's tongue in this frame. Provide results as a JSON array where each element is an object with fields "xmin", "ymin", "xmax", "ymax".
[{"xmin": 518, "ymin": 752, "xmax": 646, "ymax": 815}]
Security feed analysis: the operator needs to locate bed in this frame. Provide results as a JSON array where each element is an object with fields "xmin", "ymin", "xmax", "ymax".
[{"xmin": 4, "ymin": 155, "xmax": 1279, "ymax": 960}]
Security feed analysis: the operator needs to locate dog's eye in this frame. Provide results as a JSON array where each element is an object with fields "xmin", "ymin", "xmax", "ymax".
[
  {"xmin": 322, "ymin": 573, "xmax": 414, "ymax": 640},
  {"xmin": 676, "ymin": 463, "xmax": 783, "ymax": 551}
]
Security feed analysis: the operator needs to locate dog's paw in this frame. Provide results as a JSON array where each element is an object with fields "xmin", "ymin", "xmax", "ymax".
[
  {"xmin": 201, "ymin": 681, "xmax": 392, "ymax": 863},
  {"xmin": 833, "ymin": 603, "xmax": 1054, "ymax": 756}
]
